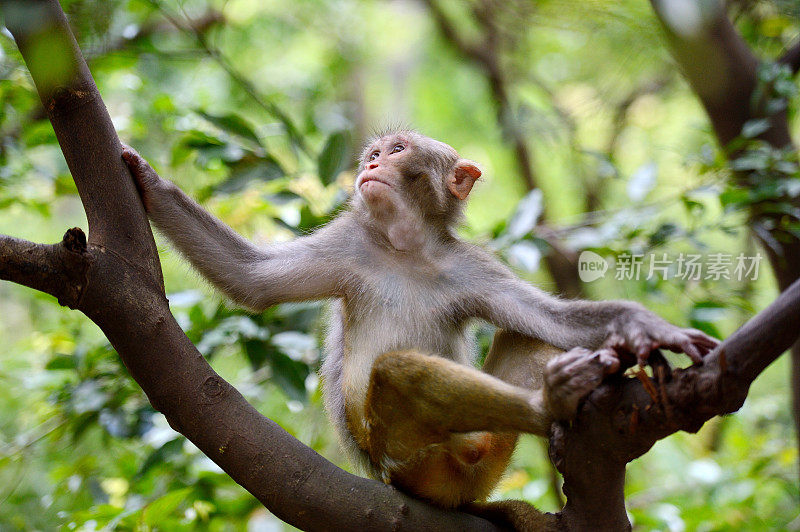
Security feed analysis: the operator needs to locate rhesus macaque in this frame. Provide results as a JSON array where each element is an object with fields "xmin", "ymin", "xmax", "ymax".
[{"xmin": 122, "ymin": 131, "xmax": 717, "ymax": 509}]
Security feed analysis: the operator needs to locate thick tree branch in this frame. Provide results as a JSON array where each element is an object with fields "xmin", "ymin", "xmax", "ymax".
[
  {"xmin": 551, "ymin": 277, "xmax": 800, "ymax": 529},
  {"xmin": 0, "ymin": 229, "xmax": 498, "ymax": 531},
  {"xmin": 1, "ymin": 0, "xmax": 163, "ymax": 287},
  {"xmin": 0, "ymin": 229, "xmax": 89, "ymax": 308}
]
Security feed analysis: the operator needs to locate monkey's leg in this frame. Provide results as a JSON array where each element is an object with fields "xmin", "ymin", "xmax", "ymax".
[
  {"xmin": 482, "ymin": 329, "xmax": 565, "ymax": 390},
  {"xmin": 364, "ymin": 346, "xmax": 615, "ymax": 508},
  {"xmin": 365, "ymin": 340, "xmax": 617, "ymax": 462},
  {"xmin": 365, "ymin": 348, "xmax": 551, "ymax": 464},
  {"xmin": 364, "ymin": 349, "xmax": 540, "ymax": 506}
]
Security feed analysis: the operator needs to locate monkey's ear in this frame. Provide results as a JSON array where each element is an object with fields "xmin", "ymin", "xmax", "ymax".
[{"xmin": 448, "ymin": 160, "xmax": 482, "ymax": 200}]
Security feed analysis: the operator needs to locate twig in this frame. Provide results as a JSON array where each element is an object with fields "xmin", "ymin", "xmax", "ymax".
[{"xmin": 635, "ymin": 368, "xmax": 659, "ymax": 404}]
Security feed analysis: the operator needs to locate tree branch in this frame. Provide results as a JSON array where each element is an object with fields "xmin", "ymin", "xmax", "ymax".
[
  {"xmin": 0, "ymin": 229, "xmax": 89, "ymax": 308},
  {"xmin": 551, "ymin": 276, "xmax": 800, "ymax": 529},
  {"xmin": 1, "ymin": 0, "xmax": 164, "ymax": 287}
]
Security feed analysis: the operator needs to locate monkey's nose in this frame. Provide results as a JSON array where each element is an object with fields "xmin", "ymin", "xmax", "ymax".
[{"xmin": 367, "ymin": 162, "xmax": 379, "ymax": 170}]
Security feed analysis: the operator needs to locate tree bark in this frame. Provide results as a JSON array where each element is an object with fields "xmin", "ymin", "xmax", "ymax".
[{"xmin": 551, "ymin": 277, "xmax": 800, "ymax": 529}]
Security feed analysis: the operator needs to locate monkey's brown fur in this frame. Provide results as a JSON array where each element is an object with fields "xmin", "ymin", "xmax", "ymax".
[{"xmin": 360, "ymin": 333, "xmax": 562, "ymax": 508}]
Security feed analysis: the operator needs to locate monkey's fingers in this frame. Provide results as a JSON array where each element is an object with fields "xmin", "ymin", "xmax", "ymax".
[
  {"xmin": 121, "ymin": 146, "xmax": 160, "ymax": 185},
  {"xmin": 602, "ymin": 333, "xmax": 626, "ymax": 351},
  {"xmin": 631, "ymin": 333, "xmax": 656, "ymax": 362},
  {"xmin": 544, "ymin": 349, "xmax": 592, "ymax": 388},
  {"xmin": 659, "ymin": 330, "xmax": 705, "ymax": 364},
  {"xmin": 121, "ymin": 145, "xmax": 162, "ymax": 211},
  {"xmin": 685, "ymin": 328, "xmax": 720, "ymax": 351},
  {"xmin": 547, "ymin": 349, "xmax": 615, "ymax": 389},
  {"xmin": 594, "ymin": 348, "xmax": 620, "ymax": 374}
]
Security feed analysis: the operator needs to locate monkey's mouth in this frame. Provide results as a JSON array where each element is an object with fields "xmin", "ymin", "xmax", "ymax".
[{"xmin": 359, "ymin": 176, "xmax": 391, "ymax": 189}]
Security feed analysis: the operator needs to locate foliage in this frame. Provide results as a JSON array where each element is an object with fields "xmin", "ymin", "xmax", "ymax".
[{"xmin": 1, "ymin": 0, "xmax": 799, "ymax": 529}]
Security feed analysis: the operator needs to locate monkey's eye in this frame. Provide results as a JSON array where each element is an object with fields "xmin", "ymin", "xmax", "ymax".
[
  {"xmin": 368, "ymin": 151, "xmax": 380, "ymax": 161},
  {"xmin": 391, "ymin": 144, "xmax": 405, "ymax": 154}
]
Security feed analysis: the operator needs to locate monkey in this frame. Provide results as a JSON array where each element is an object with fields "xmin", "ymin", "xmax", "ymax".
[{"xmin": 121, "ymin": 130, "xmax": 717, "ymax": 510}]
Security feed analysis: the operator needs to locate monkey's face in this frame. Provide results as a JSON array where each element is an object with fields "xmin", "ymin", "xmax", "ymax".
[
  {"xmin": 355, "ymin": 133, "xmax": 412, "ymax": 208},
  {"xmin": 354, "ymin": 131, "xmax": 481, "ymax": 226}
]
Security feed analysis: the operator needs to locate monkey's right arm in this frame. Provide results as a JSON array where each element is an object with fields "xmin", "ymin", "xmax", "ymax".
[
  {"xmin": 122, "ymin": 147, "xmax": 347, "ymax": 310},
  {"xmin": 466, "ymin": 247, "xmax": 718, "ymax": 365}
]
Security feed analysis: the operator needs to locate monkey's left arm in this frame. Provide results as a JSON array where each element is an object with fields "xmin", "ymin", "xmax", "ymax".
[
  {"xmin": 467, "ymin": 250, "xmax": 718, "ymax": 365},
  {"xmin": 122, "ymin": 146, "xmax": 351, "ymax": 311}
]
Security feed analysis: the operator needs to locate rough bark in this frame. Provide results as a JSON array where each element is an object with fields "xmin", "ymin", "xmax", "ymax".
[{"xmin": 552, "ymin": 276, "xmax": 800, "ymax": 529}]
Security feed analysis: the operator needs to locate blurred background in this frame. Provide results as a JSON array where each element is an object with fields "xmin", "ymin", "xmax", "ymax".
[{"xmin": 0, "ymin": 0, "xmax": 798, "ymax": 529}]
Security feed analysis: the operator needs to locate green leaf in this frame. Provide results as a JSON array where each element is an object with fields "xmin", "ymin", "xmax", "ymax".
[
  {"xmin": 317, "ymin": 130, "xmax": 351, "ymax": 185},
  {"xmin": 142, "ymin": 487, "xmax": 192, "ymax": 526},
  {"xmin": 268, "ymin": 349, "xmax": 310, "ymax": 401},
  {"xmin": 181, "ymin": 129, "xmax": 225, "ymax": 149},
  {"xmin": 196, "ymin": 110, "xmax": 261, "ymax": 146},
  {"xmin": 648, "ymin": 222, "xmax": 678, "ymax": 246},
  {"xmin": 46, "ymin": 353, "xmax": 76, "ymax": 370},
  {"xmin": 741, "ymin": 119, "xmax": 771, "ymax": 139},
  {"xmin": 137, "ymin": 438, "xmax": 185, "ymax": 478},
  {"xmin": 719, "ymin": 187, "xmax": 749, "ymax": 208},
  {"xmin": 214, "ymin": 156, "xmax": 285, "ymax": 194}
]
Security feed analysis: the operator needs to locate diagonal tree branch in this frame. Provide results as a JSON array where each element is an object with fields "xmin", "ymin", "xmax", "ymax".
[
  {"xmin": 551, "ymin": 276, "xmax": 800, "ymax": 529},
  {"xmin": 1, "ymin": 0, "xmax": 163, "ymax": 287}
]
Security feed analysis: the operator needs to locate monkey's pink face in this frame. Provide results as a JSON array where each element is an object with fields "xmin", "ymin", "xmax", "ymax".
[{"xmin": 355, "ymin": 136, "xmax": 411, "ymax": 206}]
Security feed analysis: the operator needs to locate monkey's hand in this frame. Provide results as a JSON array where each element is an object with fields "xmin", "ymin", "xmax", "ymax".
[
  {"xmin": 121, "ymin": 145, "xmax": 164, "ymax": 212},
  {"xmin": 604, "ymin": 304, "xmax": 719, "ymax": 367},
  {"xmin": 544, "ymin": 347, "xmax": 619, "ymax": 420}
]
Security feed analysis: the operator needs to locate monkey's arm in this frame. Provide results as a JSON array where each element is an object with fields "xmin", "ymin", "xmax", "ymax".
[
  {"xmin": 122, "ymin": 147, "xmax": 348, "ymax": 310},
  {"xmin": 467, "ymin": 250, "xmax": 718, "ymax": 364}
]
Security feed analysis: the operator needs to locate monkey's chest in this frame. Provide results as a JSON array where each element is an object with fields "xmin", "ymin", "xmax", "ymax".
[{"xmin": 338, "ymin": 292, "xmax": 470, "ymax": 445}]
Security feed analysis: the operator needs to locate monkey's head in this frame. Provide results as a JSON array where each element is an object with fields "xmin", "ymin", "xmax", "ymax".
[{"xmin": 353, "ymin": 130, "xmax": 481, "ymax": 230}]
